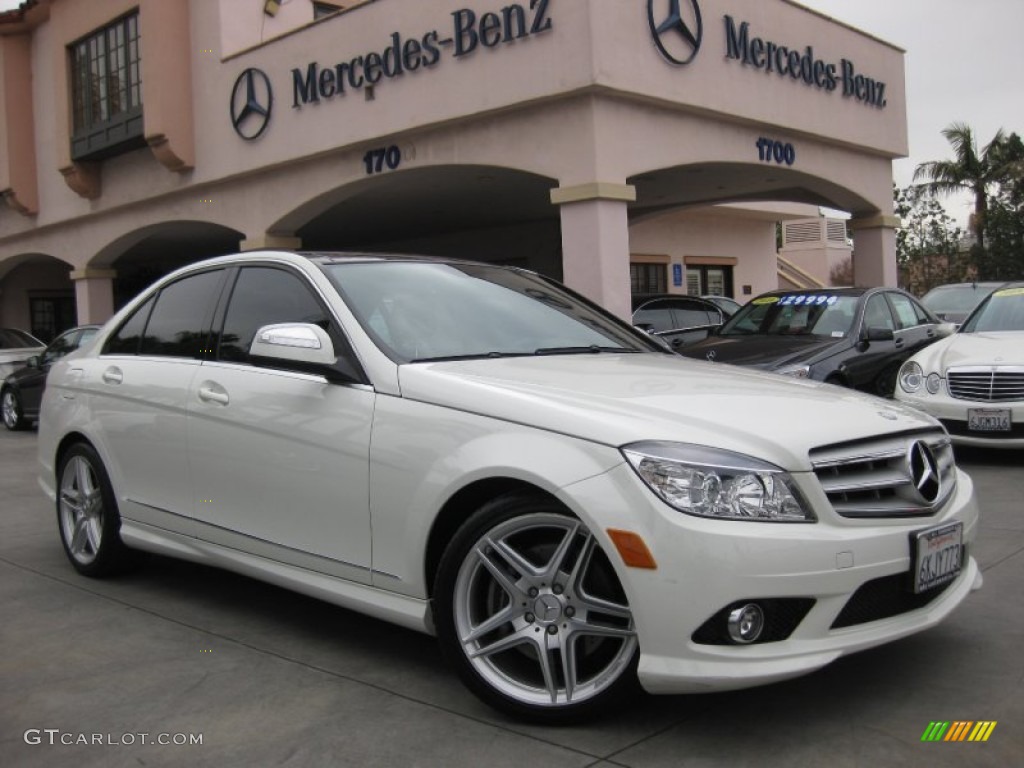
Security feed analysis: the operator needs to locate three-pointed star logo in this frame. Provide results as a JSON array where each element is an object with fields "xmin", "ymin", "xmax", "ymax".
[
  {"xmin": 230, "ymin": 68, "xmax": 274, "ymax": 141},
  {"xmin": 648, "ymin": 0, "xmax": 704, "ymax": 66}
]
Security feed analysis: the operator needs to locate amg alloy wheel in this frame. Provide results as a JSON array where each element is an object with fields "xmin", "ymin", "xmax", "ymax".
[
  {"xmin": 435, "ymin": 495, "xmax": 638, "ymax": 722},
  {"xmin": 57, "ymin": 443, "xmax": 133, "ymax": 577},
  {"xmin": 2, "ymin": 388, "xmax": 27, "ymax": 431}
]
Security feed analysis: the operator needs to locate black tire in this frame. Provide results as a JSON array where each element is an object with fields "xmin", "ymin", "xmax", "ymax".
[
  {"xmin": 433, "ymin": 494, "xmax": 639, "ymax": 723},
  {"xmin": 56, "ymin": 443, "xmax": 134, "ymax": 577},
  {"xmin": 874, "ymin": 364, "xmax": 901, "ymax": 398},
  {"xmin": 824, "ymin": 373, "xmax": 847, "ymax": 388},
  {"xmin": 1, "ymin": 387, "xmax": 28, "ymax": 431}
]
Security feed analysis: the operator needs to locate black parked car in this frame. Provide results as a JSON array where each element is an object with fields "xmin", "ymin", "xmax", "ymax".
[
  {"xmin": 631, "ymin": 294, "xmax": 730, "ymax": 351},
  {"xmin": 679, "ymin": 287, "xmax": 951, "ymax": 395},
  {"xmin": 2, "ymin": 325, "xmax": 100, "ymax": 430}
]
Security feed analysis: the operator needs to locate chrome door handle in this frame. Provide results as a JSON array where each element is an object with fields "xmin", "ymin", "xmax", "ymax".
[
  {"xmin": 198, "ymin": 385, "xmax": 230, "ymax": 406},
  {"xmin": 102, "ymin": 367, "xmax": 123, "ymax": 384}
]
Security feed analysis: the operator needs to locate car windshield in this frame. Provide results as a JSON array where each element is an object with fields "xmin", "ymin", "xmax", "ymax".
[
  {"xmin": 921, "ymin": 284, "xmax": 999, "ymax": 313},
  {"xmin": 718, "ymin": 294, "xmax": 859, "ymax": 338},
  {"xmin": 321, "ymin": 261, "xmax": 655, "ymax": 362},
  {"xmin": 0, "ymin": 329, "xmax": 41, "ymax": 349},
  {"xmin": 960, "ymin": 287, "xmax": 1024, "ymax": 333}
]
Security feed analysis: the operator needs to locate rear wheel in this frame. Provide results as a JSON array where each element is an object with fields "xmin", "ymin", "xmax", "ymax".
[
  {"xmin": 1, "ymin": 388, "xmax": 28, "ymax": 431},
  {"xmin": 434, "ymin": 494, "xmax": 639, "ymax": 722},
  {"xmin": 56, "ymin": 443, "xmax": 134, "ymax": 577}
]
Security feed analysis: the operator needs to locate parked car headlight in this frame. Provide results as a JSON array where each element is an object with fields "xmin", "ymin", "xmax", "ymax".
[
  {"xmin": 899, "ymin": 361, "xmax": 924, "ymax": 393},
  {"xmin": 622, "ymin": 442, "xmax": 815, "ymax": 522},
  {"xmin": 775, "ymin": 363, "xmax": 810, "ymax": 378}
]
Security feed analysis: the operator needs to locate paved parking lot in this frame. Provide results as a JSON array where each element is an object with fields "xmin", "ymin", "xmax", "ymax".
[{"xmin": 1, "ymin": 427, "xmax": 1021, "ymax": 767}]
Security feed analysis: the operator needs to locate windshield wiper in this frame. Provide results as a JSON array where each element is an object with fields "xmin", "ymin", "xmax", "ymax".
[
  {"xmin": 409, "ymin": 351, "xmax": 532, "ymax": 363},
  {"xmin": 533, "ymin": 345, "xmax": 635, "ymax": 356}
]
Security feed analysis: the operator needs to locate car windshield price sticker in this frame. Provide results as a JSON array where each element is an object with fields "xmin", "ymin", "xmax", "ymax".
[
  {"xmin": 912, "ymin": 521, "xmax": 962, "ymax": 593},
  {"xmin": 778, "ymin": 295, "xmax": 838, "ymax": 306}
]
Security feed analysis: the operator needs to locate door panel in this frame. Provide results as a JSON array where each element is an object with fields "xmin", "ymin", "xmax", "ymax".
[{"xmin": 187, "ymin": 365, "xmax": 374, "ymax": 580}]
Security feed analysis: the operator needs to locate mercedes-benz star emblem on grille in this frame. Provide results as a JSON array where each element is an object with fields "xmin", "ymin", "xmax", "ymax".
[
  {"xmin": 648, "ymin": 0, "xmax": 703, "ymax": 66},
  {"xmin": 907, "ymin": 441, "xmax": 941, "ymax": 505},
  {"xmin": 231, "ymin": 68, "xmax": 273, "ymax": 141}
]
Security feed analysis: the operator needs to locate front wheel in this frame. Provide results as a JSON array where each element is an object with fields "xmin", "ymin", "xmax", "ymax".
[
  {"xmin": 56, "ymin": 443, "xmax": 134, "ymax": 577},
  {"xmin": 434, "ymin": 495, "xmax": 639, "ymax": 722},
  {"xmin": 1, "ymin": 387, "xmax": 28, "ymax": 431}
]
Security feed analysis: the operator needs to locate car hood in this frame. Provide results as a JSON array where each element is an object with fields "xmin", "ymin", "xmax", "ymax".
[
  {"xmin": 397, "ymin": 354, "xmax": 936, "ymax": 472},
  {"xmin": 913, "ymin": 331, "xmax": 1024, "ymax": 372},
  {"xmin": 678, "ymin": 335, "xmax": 844, "ymax": 369}
]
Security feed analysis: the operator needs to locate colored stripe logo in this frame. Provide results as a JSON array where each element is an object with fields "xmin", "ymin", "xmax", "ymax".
[{"xmin": 921, "ymin": 721, "xmax": 997, "ymax": 742}]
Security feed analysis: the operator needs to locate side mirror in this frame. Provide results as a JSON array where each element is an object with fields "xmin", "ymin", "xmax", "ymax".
[
  {"xmin": 862, "ymin": 326, "xmax": 894, "ymax": 342},
  {"xmin": 249, "ymin": 323, "xmax": 359, "ymax": 383},
  {"xmin": 634, "ymin": 323, "xmax": 656, "ymax": 334},
  {"xmin": 26, "ymin": 355, "xmax": 40, "ymax": 369},
  {"xmin": 936, "ymin": 322, "xmax": 958, "ymax": 338}
]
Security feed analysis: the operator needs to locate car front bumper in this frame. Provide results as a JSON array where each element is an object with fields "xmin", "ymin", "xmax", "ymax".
[
  {"xmin": 561, "ymin": 463, "xmax": 982, "ymax": 695},
  {"xmin": 895, "ymin": 390, "xmax": 1024, "ymax": 449}
]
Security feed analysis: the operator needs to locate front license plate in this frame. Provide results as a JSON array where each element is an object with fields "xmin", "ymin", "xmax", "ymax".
[
  {"xmin": 967, "ymin": 408, "xmax": 1011, "ymax": 432},
  {"xmin": 912, "ymin": 522, "xmax": 963, "ymax": 593}
]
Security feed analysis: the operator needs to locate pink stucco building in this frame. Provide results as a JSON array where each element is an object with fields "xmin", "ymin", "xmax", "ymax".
[{"xmin": 0, "ymin": 0, "xmax": 905, "ymax": 339}]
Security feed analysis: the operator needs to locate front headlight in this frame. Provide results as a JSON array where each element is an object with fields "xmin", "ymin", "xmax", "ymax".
[
  {"xmin": 622, "ymin": 442, "xmax": 815, "ymax": 522},
  {"xmin": 899, "ymin": 361, "xmax": 924, "ymax": 393},
  {"xmin": 775, "ymin": 363, "xmax": 810, "ymax": 378}
]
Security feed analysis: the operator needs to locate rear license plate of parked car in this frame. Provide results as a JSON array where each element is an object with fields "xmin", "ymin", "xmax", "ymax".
[
  {"xmin": 967, "ymin": 408, "xmax": 1011, "ymax": 431},
  {"xmin": 912, "ymin": 522, "xmax": 963, "ymax": 593}
]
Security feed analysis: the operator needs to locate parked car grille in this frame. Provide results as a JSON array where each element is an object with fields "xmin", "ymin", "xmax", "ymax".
[
  {"xmin": 947, "ymin": 366, "xmax": 1024, "ymax": 402},
  {"xmin": 809, "ymin": 430, "xmax": 956, "ymax": 518}
]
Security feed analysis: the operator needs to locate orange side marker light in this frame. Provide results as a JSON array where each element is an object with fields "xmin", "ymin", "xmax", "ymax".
[{"xmin": 607, "ymin": 529, "xmax": 657, "ymax": 569}]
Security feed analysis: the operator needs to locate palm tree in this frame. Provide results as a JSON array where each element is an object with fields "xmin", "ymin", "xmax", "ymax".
[{"xmin": 913, "ymin": 123, "xmax": 1013, "ymax": 251}]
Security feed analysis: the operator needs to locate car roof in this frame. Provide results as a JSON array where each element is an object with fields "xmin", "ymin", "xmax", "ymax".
[{"xmin": 753, "ymin": 287, "xmax": 874, "ymax": 298}]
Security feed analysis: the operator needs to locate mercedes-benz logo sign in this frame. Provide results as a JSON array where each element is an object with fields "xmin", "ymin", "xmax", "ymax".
[
  {"xmin": 648, "ymin": 0, "xmax": 703, "ymax": 66},
  {"xmin": 230, "ymin": 68, "xmax": 273, "ymax": 141},
  {"xmin": 907, "ymin": 441, "xmax": 941, "ymax": 505}
]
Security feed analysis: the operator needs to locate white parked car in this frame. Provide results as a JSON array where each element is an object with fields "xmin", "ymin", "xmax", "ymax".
[
  {"xmin": 39, "ymin": 252, "xmax": 981, "ymax": 722},
  {"xmin": 897, "ymin": 283, "xmax": 1024, "ymax": 449},
  {"xmin": 0, "ymin": 327, "xmax": 45, "ymax": 378}
]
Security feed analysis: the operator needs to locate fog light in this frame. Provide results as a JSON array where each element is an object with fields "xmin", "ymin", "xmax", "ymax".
[
  {"xmin": 727, "ymin": 603, "xmax": 765, "ymax": 644},
  {"xmin": 926, "ymin": 373, "xmax": 942, "ymax": 394}
]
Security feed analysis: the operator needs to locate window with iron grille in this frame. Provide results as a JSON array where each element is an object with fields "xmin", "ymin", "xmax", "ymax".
[
  {"xmin": 69, "ymin": 12, "xmax": 144, "ymax": 161},
  {"xmin": 630, "ymin": 263, "xmax": 667, "ymax": 295}
]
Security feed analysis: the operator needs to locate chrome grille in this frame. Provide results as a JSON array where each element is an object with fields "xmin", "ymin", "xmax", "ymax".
[
  {"xmin": 809, "ymin": 430, "xmax": 956, "ymax": 518},
  {"xmin": 947, "ymin": 366, "xmax": 1024, "ymax": 402}
]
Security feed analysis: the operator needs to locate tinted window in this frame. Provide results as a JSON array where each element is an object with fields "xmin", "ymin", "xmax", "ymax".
[
  {"xmin": 670, "ymin": 300, "xmax": 717, "ymax": 328},
  {"xmin": 104, "ymin": 296, "xmax": 155, "ymax": 355},
  {"xmin": 0, "ymin": 329, "xmax": 41, "ymax": 348},
  {"xmin": 863, "ymin": 294, "xmax": 895, "ymax": 332},
  {"xmin": 218, "ymin": 267, "xmax": 330, "ymax": 364},
  {"xmin": 139, "ymin": 270, "xmax": 223, "ymax": 358},
  {"xmin": 633, "ymin": 301, "xmax": 676, "ymax": 332},
  {"xmin": 41, "ymin": 330, "xmax": 80, "ymax": 365}
]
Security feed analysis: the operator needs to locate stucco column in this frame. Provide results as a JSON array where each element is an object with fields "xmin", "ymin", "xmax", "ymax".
[
  {"xmin": 849, "ymin": 214, "xmax": 900, "ymax": 288},
  {"xmin": 551, "ymin": 183, "xmax": 636, "ymax": 320},
  {"xmin": 70, "ymin": 269, "xmax": 116, "ymax": 324}
]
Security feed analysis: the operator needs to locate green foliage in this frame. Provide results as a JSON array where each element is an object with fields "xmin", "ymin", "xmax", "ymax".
[
  {"xmin": 894, "ymin": 183, "xmax": 965, "ymax": 295},
  {"xmin": 910, "ymin": 126, "xmax": 1024, "ymax": 285}
]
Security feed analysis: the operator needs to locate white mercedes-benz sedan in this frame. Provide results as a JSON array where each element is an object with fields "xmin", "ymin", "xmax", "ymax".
[
  {"xmin": 39, "ymin": 252, "xmax": 981, "ymax": 722},
  {"xmin": 897, "ymin": 283, "xmax": 1024, "ymax": 449}
]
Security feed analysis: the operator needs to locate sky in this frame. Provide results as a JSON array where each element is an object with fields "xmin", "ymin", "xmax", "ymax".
[{"xmin": 1, "ymin": 0, "xmax": 1021, "ymax": 225}]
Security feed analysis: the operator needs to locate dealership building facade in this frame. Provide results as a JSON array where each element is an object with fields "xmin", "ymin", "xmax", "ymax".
[{"xmin": 0, "ymin": 0, "xmax": 906, "ymax": 339}]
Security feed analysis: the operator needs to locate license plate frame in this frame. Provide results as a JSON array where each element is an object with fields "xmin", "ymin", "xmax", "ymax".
[
  {"xmin": 967, "ymin": 408, "xmax": 1011, "ymax": 432},
  {"xmin": 911, "ymin": 521, "xmax": 963, "ymax": 594}
]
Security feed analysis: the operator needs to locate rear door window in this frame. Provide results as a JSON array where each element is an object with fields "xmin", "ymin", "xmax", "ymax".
[{"xmin": 139, "ymin": 270, "xmax": 225, "ymax": 357}]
